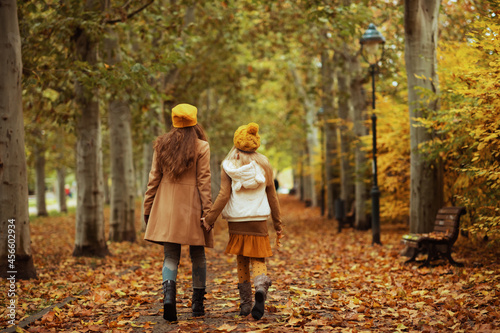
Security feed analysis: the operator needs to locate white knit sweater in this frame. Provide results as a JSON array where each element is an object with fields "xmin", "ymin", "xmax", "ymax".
[{"xmin": 221, "ymin": 160, "xmax": 271, "ymax": 222}]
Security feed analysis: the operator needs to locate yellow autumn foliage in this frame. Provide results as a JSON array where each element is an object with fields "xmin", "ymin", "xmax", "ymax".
[
  {"xmin": 423, "ymin": 19, "xmax": 500, "ymax": 235},
  {"xmin": 376, "ymin": 96, "xmax": 411, "ymax": 222}
]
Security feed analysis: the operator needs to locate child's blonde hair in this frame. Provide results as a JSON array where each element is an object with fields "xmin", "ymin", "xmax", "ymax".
[{"xmin": 223, "ymin": 147, "xmax": 274, "ymax": 186}]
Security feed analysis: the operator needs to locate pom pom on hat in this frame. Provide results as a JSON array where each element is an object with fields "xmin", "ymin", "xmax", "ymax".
[
  {"xmin": 172, "ymin": 103, "xmax": 197, "ymax": 128},
  {"xmin": 234, "ymin": 122, "xmax": 261, "ymax": 152}
]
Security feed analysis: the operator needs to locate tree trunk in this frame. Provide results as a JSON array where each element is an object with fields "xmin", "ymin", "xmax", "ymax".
[
  {"xmin": 108, "ymin": 99, "xmax": 136, "ymax": 242},
  {"xmin": 301, "ymin": 135, "xmax": 314, "ymax": 207},
  {"xmin": 321, "ymin": 49, "xmax": 337, "ymax": 218},
  {"xmin": 140, "ymin": 106, "xmax": 163, "ymax": 231},
  {"xmin": 55, "ymin": 132, "xmax": 68, "ymax": 213},
  {"xmin": 290, "ymin": 65, "xmax": 318, "ymax": 207},
  {"xmin": 34, "ymin": 134, "xmax": 48, "ymax": 217},
  {"xmin": 210, "ymin": 152, "xmax": 223, "ymax": 200},
  {"xmin": 336, "ymin": 52, "xmax": 354, "ymax": 208},
  {"xmin": 0, "ymin": 0, "xmax": 37, "ymax": 279},
  {"xmin": 298, "ymin": 152, "xmax": 305, "ymax": 201},
  {"xmin": 105, "ymin": 28, "xmax": 136, "ymax": 242},
  {"xmin": 103, "ymin": 171, "xmax": 110, "ymax": 205},
  {"xmin": 142, "ymin": 142, "xmax": 155, "ymax": 195},
  {"xmin": 142, "ymin": 139, "xmax": 155, "ymax": 191},
  {"xmin": 404, "ymin": 0, "xmax": 444, "ymax": 233},
  {"xmin": 350, "ymin": 57, "xmax": 370, "ymax": 230},
  {"xmin": 57, "ymin": 167, "xmax": 67, "ymax": 213},
  {"xmin": 72, "ymin": 0, "xmax": 109, "ymax": 257}
]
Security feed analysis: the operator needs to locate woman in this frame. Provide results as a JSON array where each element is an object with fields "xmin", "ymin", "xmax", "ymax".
[{"xmin": 143, "ymin": 103, "xmax": 212, "ymax": 321}]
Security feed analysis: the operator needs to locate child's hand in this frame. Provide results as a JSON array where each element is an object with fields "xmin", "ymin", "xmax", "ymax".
[
  {"xmin": 275, "ymin": 230, "xmax": 284, "ymax": 248},
  {"xmin": 201, "ymin": 217, "xmax": 213, "ymax": 233}
]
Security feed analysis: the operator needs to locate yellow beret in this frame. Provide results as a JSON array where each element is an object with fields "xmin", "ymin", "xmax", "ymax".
[
  {"xmin": 234, "ymin": 122, "xmax": 261, "ymax": 152},
  {"xmin": 172, "ymin": 103, "xmax": 197, "ymax": 128}
]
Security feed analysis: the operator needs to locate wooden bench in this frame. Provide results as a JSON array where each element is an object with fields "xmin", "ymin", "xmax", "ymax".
[{"xmin": 402, "ymin": 206, "xmax": 466, "ymax": 268}]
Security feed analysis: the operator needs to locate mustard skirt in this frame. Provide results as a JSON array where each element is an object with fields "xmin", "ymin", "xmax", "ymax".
[{"xmin": 224, "ymin": 221, "xmax": 273, "ymax": 258}]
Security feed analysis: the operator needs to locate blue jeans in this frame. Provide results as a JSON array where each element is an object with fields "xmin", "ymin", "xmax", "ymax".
[{"xmin": 162, "ymin": 242, "xmax": 206, "ymax": 289}]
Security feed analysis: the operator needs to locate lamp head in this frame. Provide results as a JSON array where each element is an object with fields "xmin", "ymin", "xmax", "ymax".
[
  {"xmin": 360, "ymin": 23, "xmax": 386, "ymax": 65},
  {"xmin": 360, "ymin": 23, "xmax": 386, "ymax": 45}
]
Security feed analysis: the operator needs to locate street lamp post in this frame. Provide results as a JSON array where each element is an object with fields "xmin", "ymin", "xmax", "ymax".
[{"xmin": 360, "ymin": 23, "xmax": 385, "ymax": 245}]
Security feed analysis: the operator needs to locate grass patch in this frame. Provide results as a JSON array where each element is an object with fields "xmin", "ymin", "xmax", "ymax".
[{"xmin": 30, "ymin": 206, "xmax": 76, "ymax": 222}]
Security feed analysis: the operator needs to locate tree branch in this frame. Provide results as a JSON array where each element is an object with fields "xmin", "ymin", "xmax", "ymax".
[
  {"xmin": 121, "ymin": 0, "xmax": 133, "ymax": 10},
  {"xmin": 104, "ymin": 0, "xmax": 154, "ymax": 24}
]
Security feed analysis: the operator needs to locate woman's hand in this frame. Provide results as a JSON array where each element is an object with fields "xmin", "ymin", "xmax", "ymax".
[{"xmin": 201, "ymin": 217, "xmax": 213, "ymax": 233}]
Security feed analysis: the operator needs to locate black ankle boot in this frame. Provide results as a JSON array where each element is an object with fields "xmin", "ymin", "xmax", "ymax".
[
  {"xmin": 192, "ymin": 288, "xmax": 206, "ymax": 317},
  {"xmin": 162, "ymin": 280, "xmax": 177, "ymax": 321}
]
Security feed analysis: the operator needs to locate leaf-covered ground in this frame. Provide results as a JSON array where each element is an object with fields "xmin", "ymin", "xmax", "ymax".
[{"xmin": 1, "ymin": 195, "xmax": 499, "ymax": 332}]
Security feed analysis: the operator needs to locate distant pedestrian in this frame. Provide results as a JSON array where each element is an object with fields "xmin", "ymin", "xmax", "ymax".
[
  {"xmin": 202, "ymin": 122, "xmax": 283, "ymax": 320},
  {"xmin": 143, "ymin": 103, "xmax": 213, "ymax": 321},
  {"xmin": 64, "ymin": 184, "xmax": 72, "ymax": 198}
]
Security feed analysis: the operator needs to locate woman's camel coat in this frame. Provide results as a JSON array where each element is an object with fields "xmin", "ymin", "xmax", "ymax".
[{"xmin": 143, "ymin": 139, "xmax": 213, "ymax": 247}]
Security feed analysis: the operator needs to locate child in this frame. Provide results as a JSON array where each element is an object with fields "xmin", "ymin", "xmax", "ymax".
[
  {"xmin": 202, "ymin": 122, "xmax": 283, "ymax": 320},
  {"xmin": 143, "ymin": 103, "xmax": 213, "ymax": 321}
]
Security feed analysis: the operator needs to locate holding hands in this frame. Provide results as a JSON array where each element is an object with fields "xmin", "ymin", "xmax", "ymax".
[{"xmin": 201, "ymin": 217, "xmax": 213, "ymax": 233}]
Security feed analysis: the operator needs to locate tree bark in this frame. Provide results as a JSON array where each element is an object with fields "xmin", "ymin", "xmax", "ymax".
[
  {"xmin": 290, "ymin": 64, "xmax": 318, "ymax": 207},
  {"xmin": 336, "ymin": 51, "xmax": 354, "ymax": 208},
  {"xmin": 0, "ymin": 0, "xmax": 37, "ymax": 279},
  {"xmin": 108, "ymin": 100, "xmax": 136, "ymax": 242},
  {"xmin": 34, "ymin": 133, "xmax": 48, "ymax": 217},
  {"xmin": 210, "ymin": 152, "xmax": 223, "ymax": 200},
  {"xmin": 73, "ymin": 0, "xmax": 109, "ymax": 257},
  {"xmin": 321, "ymin": 49, "xmax": 337, "ymax": 218},
  {"xmin": 140, "ymin": 107, "xmax": 163, "ymax": 232},
  {"xmin": 404, "ymin": 0, "xmax": 444, "ymax": 233},
  {"xmin": 103, "ymin": 171, "xmax": 110, "ymax": 205},
  {"xmin": 57, "ymin": 167, "xmax": 67, "ymax": 213},
  {"xmin": 105, "ymin": 27, "xmax": 136, "ymax": 242},
  {"xmin": 350, "ymin": 57, "xmax": 370, "ymax": 230}
]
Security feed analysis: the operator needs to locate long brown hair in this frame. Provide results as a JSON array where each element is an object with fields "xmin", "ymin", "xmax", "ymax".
[
  {"xmin": 223, "ymin": 146, "xmax": 274, "ymax": 186},
  {"xmin": 154, "ymin": 124, "xmax": 208, "ymax": 181}
]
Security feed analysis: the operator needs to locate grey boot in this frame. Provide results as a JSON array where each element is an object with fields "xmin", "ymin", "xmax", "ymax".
[
  {"xmin": 162, "ymin": 280, "xmax": 177, "ymax": 321},
  {"xmin": 251, "ymin": 274, "xmax": 272, "ymax": 320},
  {"xmin": 238, "ymin": 282, "xmax": 253, "ymax": 316}
]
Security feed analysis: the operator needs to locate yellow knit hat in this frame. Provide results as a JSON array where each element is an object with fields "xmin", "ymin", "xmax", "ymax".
[
  {"xmin": 234, "ymin": 122, "xmax": 261, "ymax": 152},
  {"xmin": 172, "ymin": 103, "xmax": 197, "ymax": 128}
]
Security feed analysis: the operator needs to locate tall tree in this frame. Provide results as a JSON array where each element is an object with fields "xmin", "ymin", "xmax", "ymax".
[
  {"xmin": 290, "ymin": 64, "xmax": 319, "ymax": 207},
  {"xmin": 350, "ymin": 56, "xmax": 370, "ymax": 230},
  {"xmin": 105, "ymin": 27, "xmax": 136, "ymax": 242},
  {"xmin": 57, "ymin": 168, "xmax": 67, "ymax": 213},
  {"xmin": 404, "ymin": 0, "xmax": 444, "ymax": 233},
  {"xmin": 54, "ymin": 128, "xmax": 71, "ymax": 213},
  {"xmin": 321, "ymin": 48, "xmax": 338, "ymax": 218},
  {"xmin": 72, "ymin": 0, "xmax": 109, "ymax": 257},
  {"xmin": 34, "ymin": 129, "xmax": 48, "ymax": 217},
  {"xmin": 0, "ymin": 0, "xmax": 37, "ymax": 279},
  {"xmin": 335, "ymin": 50, "xmax": 354, "ymax": 211}
]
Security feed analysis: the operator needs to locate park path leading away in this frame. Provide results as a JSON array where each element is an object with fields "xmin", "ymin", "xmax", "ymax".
[{"xmin": 2, "ymin": 194, "xmax": 499, "ymax": 332}]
